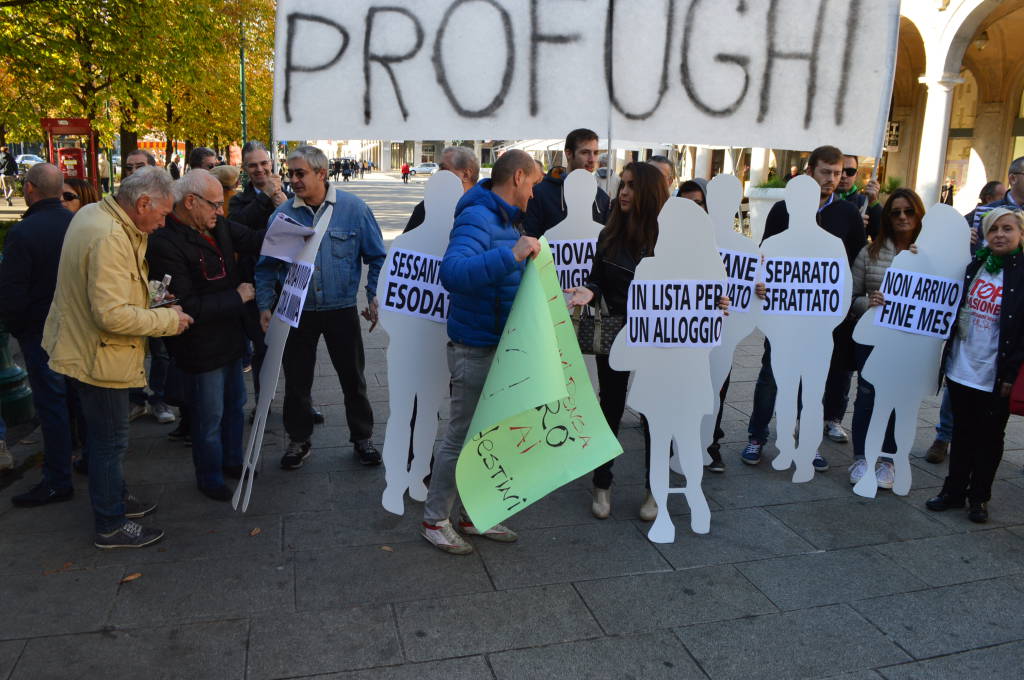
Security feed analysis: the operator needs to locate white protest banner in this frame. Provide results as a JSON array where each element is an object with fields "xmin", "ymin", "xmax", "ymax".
[
  {"xmin": 274, "ymin": 0, "xmax": 899, "ymax": 156},
  {"xmin": 626, "ymin": 279, "xmax": 724, "ymax": 348},
  {"xmin": 549, "ymin": 238, "xmax": 597, "ymax": 289},
  {"xmin": 719, "ymin": 248, "xmax": 759, "ymax": 312},
  {"xmin": 873, "ymin": 268, "xmax": 962, "ymax": 339},
  {"xmin": 380, "ymin": 248, "xmax": 449, "ymax": 323},
  {"xmin": 761, "ymin": 257, "xmax": 844, "ymax": 316},
  {"xmin": 274, "ymin": 261, "xmax": 315, "ymax": 328}
]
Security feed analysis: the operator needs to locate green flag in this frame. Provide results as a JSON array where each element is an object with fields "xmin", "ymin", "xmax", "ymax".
[{"xmin": 456, "ymin": 238, "xmax": 623, "ymax": 530}]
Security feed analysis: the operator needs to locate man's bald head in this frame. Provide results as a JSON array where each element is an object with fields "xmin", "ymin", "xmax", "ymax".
[
  {"xmin": 24, "ymin": 163, "xmax": 65, "ymax": 205},
  {"xmin": 491, "ymin": 150, "xmax": 538, "ymax": 187},
  {"xmin": 490, "ymin": 150, "xmax": 543, "ymax": 211}
]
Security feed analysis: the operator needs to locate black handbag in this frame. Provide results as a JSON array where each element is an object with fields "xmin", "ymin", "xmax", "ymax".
[{"xmin": 572, "ymin": 299, "xmax": 626, "ymax": 355}]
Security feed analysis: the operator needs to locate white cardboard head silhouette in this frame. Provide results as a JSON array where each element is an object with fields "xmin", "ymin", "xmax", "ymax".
[
  {"xmin": 851, "ymin": 202, "xmax": 971, "ymax": 498},
  {"xmin": 609, "ymin": 197, "xmax": 725, "ymax": 541},
  {"xmin": 378, "ymin": 171, "xmax": 463, "ymax": 515}
]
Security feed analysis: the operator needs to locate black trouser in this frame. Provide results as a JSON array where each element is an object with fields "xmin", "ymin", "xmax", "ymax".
[
  {"xmin": 943, "ymin": 378, "xmax": 1011, "ymax": 504},
  {"xmin": 707, "ymin": 374, "xmax": 730, "ymax": 455},
  {"xmin": 593, "ymin": 354, "xmax": 650, "ymax": 490},
  {"xmin": 282, "ymin": 307, "xmax": 373, "ymax": 444}
]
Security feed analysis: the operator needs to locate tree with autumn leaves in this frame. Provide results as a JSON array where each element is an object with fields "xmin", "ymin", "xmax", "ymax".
[{"xmin": 0, "ymin": 0, "xmax": 274, "ymax": 171}]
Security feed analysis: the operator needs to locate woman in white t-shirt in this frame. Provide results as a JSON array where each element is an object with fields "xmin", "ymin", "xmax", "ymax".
[{"xmin": 927, "ymin": 207, "xmax": 1024, "ymax": 522}]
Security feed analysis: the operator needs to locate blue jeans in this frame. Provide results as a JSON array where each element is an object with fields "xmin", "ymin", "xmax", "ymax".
[
  {"xmin": 184, "ymin": 359, "xmax": 246, "ymax": 490},
  {"xmin": 19, "ymin": 333, "xmax": 73, "ymax": 491},
  {"xmin": 130, "ymin": 337, "xmax": 170, "ymax": 406},
  {"xmin": 851, "ymin": 343, "xmax": 897, "ymax": 459},
  {"xmin": 71, "ymin": 379, "xmax": 129, "ymax": 533},
  {"xmin": 935, "ymin": 387, "xmax": 953, "ymax": 442}
]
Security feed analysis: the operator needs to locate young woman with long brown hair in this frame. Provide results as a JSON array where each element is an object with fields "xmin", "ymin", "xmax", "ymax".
[{"xmin": 565, "ymin": 161, "xmax": 668, "ymax": 520}]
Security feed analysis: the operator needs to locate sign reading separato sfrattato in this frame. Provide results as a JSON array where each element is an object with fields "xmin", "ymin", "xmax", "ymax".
[
  {"xmin": 627, "ymin": 279, "xmax": 725, "ymax": 347},
  {"xmin": 380, "ymin": 248, "xmax": 449, "ymax": 323},
  {"xmin": 761, "ymin": 257, "xmax": 844, "ymax": 316},
  {"xmin": 274, "ymin": 0, "xmax": 899, "ymax": 156}
]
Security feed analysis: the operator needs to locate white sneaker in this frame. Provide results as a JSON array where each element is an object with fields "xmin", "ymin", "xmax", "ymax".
[
  {"xmin": 458, "ymin": 519, "xmax": 518, "ymax": 542},
  {"xmin": 639, "ymin": 491, "xmax": 658, "ymax": 521},
  {"xmin": 128, "ymin": 403, "xmax": 148, "ymax": 422},
  {"xmin": 150, "ymin": 402, "xmax": 176, "ymax": 424},
  {"xmin": 591, "ymin": 487, "xmax": 611, "ymax": 519},
  {"xmin": 421, "ymin": 519, "xmax": 473, "ymax": 555},
  {"xmin": 0, "ymin": 441, "xmax": 12, "ymax": 471},
  {"xmin": 824, "ymin": 420, "xmax": 849, "ymax": 443},
  {"xmin": 875, "ymin": 461, "xmax": 895, "ymax": 490},
  {"xmin": 848, "ymin": 458, "xmax": 867, "ymax": 485}
]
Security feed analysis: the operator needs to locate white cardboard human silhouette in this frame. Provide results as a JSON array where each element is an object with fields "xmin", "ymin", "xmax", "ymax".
[
  {"xmin": 700, "ymin": 174, "xmax": 763, "ymax": 462},
  {"xmin": 545, "ymin": 169, "xmax": 603, "ymax": 287},
  {"xmin": 378, "ymin": 171, "xmax": 463, "ymax": 515},
  {"xmin": 851, "ymin": 203, "xmax": 970, "ymax": 497},
  {"xmin": 609, "ymin": 197, "xmax": 725, "ymax": 541},
  {"xmin": 758, "ymin": 175, "xmax": 852, "ymax": 483}
]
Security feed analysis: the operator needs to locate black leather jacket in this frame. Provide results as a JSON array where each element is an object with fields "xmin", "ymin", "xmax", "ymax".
[{"xmin": 584, "ymin": 238, "xmax": 644, "ymax": 316}]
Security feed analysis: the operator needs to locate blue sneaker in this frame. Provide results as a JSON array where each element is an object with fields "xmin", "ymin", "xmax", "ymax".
[
  {"xmin": 812, "ymin": 451, "xmax": 830, "ymax": 472},
  {"xmin": 741, "ymin": 440, "xmax": 764, "ymax": 465}
]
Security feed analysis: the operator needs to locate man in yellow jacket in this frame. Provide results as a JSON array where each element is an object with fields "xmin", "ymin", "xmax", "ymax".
[{"xmin": 43, "ymin": 167, "xmax": 193, "ymax": 549}]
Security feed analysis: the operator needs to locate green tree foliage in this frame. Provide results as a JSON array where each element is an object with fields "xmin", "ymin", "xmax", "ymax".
[{"xmin": 0, "ymin": 0, "xmax": 275, "ymax": 154}]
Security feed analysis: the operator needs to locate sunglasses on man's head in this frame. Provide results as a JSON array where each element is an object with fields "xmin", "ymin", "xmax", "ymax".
[{"xmin": 842, "ymin": 168, "xmax": 858, "ymax": 177}]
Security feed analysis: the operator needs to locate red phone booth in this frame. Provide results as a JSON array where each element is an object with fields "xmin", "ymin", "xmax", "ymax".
[{"xmin": 40, "ymin": 118, "xmax": 100, "ymax": 193}]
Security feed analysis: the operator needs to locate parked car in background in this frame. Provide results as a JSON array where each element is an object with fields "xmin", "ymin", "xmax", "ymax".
[
  {"xmin": 410, "ymin": 162, "xmax": 439, "ymax": 176},
  {"xmin": 15, "ymin": 154, "xmax": 45, "ymax": 170}
]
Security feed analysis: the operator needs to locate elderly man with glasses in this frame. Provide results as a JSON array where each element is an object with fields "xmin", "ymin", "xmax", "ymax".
[
  {"xmin": 255, "ymin": 145, "xmax": 386, "ymax": 469},
  {"xmin": 146, "ymin": 170, "xmax": 265, "ymax": 501}
]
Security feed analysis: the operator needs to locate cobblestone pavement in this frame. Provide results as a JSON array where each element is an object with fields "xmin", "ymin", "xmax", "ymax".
[{"xmin": 1, "ymin": 174, "xmax": 1023, "ymax": 680}]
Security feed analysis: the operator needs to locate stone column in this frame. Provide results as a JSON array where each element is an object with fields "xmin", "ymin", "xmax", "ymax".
[
  {"xmin": 380, "ymin": 142, "xmax": 391, "ymax": 171},
  {"xmin": 914, "ymin": 75, "xmax": 961, "ymax": 206},
  {"xmin": 749, "ymin": 147, "xmax": 771, "ymax": 187},
  {"xmin": 473, "ymin": 140, "xmax": 482, "ymax": 164},
  {"xmin": 971, "ymin": 102, "xmax": 1009, "ymax": 182},
  {"xmin": 414, "ymin": 140, "xmax": 423, "ymax": 164},
  {"xmin": 693, "ymin": 146, "xmax": 712, "ymax": 180}
]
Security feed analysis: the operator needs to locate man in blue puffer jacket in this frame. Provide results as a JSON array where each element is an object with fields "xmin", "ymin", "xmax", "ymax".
[{"xmin": 420, "ymin": 150, "xmax": 542, "ymax": 555}]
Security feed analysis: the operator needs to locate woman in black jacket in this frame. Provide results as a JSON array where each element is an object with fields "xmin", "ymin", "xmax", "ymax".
[
  {"xmin": 926, "ymin": 207, "xmax": 1024, "ymax": 522},
  {"xmin": 565, "ymin": 162, "xmax": 668, "ymax": 520}
]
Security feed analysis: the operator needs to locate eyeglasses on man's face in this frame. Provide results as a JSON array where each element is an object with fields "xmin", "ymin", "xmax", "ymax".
[{"xmin": 190, "ymin": 193, "xmax": 224, "ymax": 211}]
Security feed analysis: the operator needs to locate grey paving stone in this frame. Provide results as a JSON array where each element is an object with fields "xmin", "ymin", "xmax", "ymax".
[
  {"xmin": 284, "ymin": 507, "xmax": 422, "ymax": 551},
  {"xmin": 157, "ymin": 471, "xmax": 332, "ymax": 519},
  {"xmin": 607, "ymin": 483, "xmax": 723, "ymax": 521},
  {"xmin": 489, "ymin": 630, "xmax": 706, "ymax": 680},
  {"xmin": 853, "ymin": 577, "xmax": 1024, "ymax": 658},
  {"xmin": 575, "ymin": 565, "xmax": 776, "ymax": 634},
  {"xmin": 108, "ymin": 554, "xmax": 294, "ymax": 626},
  {"xmin": 474, "ymin": 521, "xmax": 670, "ymax": 590},
  {"xmin": 0, "ymin": 529, "xmax": 101, "ymax": 576},
  {"xmin": 701, "ymin": 466, "xmax": 851, "ymax": 509},
  {"xmin": 330, "ymin": 470, "xmax": 393, "ymax": 511},
  {"xmin": 873, "ymin": 528, "xmax": 1024, "ymax": 587},
  {"xmin": 735, "ymin": 547, "xmax": 928, "ymax": 610},
  {"xmin": 897, "ymin": 480, "xmax": 1024, "ymax": 530},
  {"xmin": 765, "ymin": 496, "xmax": 949, "ymax": 550},
  {"xmin": 248, "ymin": 605, "xmax": 402, "ymax": 680},
  {"xmin": 675, "ymin": 604, "xmax": 910, "ymax": 680},
  {"xmin": 878, "ymin": 640, "xmax": 1024, "ymax": 679},
  {"xmin": 90, "ymin": 514, "xmax": 283, "ymax": 567},
  {"xmin": 0, "ymin": 565, "xmax": 123, "ymax": 639},
  {"xmin": 294, "ymin": 656, "xmax": 494, "ymax": 680},
  {"xmin": 293, "ymin": 543, "xmax": 493, "ymax": 610},
  {"xmin": 502, "ymin": 485, "xmax": 607, "ymax": 530},
  {"xmin": 0, "ymin": 640, "xmax": 24, "ymax": 680},
  {"xmin": 0, "ymin": 492, "xmax": 96, "ymax": 535},
  {"xmin": 10, "ymin": 619, "xmax": 248, "ymax": 680},
  {"xmin": 651, "ymin": 507, "xmax": 815, "ymax": 569},
  {"xmin": 395, "ymin": 584, "xmax": 601, "ymax": 662}
]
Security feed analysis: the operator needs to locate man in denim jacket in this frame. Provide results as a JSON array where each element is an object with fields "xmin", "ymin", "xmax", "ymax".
[{"xmin": 256, "ymin": 146, "xmax": 386, "ymax": 468}]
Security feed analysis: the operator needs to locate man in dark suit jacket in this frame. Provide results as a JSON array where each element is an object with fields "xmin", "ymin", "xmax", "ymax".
[{"xmin": 0, "ymin": 163, "xmax": 77, "ymax": 506}]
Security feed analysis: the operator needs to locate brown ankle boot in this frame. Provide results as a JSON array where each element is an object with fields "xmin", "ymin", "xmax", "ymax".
[{"xmin": 925, "ymin": 439, "xmax": 948, "ymax": 464}]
